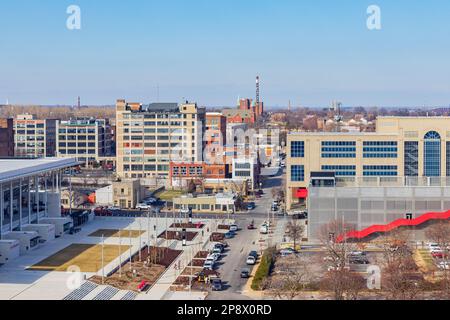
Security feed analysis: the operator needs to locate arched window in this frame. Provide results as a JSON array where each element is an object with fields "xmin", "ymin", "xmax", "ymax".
[{"xmin": 424, "ymin": 131, "xmax": 441, "ymax": 177}]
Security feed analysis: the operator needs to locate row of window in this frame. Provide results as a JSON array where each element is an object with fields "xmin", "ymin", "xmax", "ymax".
[
  {"xmin": 59, "ymin": 149, "xmax": 96, "ymax": 155},
  {"xmin": 172, "ymin": 166, "xmax": 204, "ymax": 176},
  {"xmin": 322, "ymin": 165, "xmax": 356, "ymax": 177},
  {"xmin": 58, "ymin": 135, "xmax": 97, "ymax": 141},
  {"xmin": 58, "ymin": 129, "xmax": 97, "ymax": 134},
  {"xmin": 123, "ymin": 164, "xmax": 170, "ymax": 171},
  {"xmin": 363, "ymin": 141, "xmax": 397, "ymax": 146},
  {"xmin": 59, "ymin": 142, "xmax": 96, "ymax": 147},
  {"xmin": 15, "ymin": 130, "xmax": 46, "ymax": 135},
  {"xmin": 322, "ymin": 153, "xmax": 356, "ymax": 158},
  {"xmin": 122, "ymin": 121, "xmax": 195, "ymax": 127}
]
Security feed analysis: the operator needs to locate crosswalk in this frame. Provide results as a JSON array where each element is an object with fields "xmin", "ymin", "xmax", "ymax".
[
  {"xmin": 63, "ymin": 281, "xmax": 137, "ymax": 301},
  {"xmin": 93, "ymin": 286, "xmax": 120, "ymax": 300},
  {"xmin": 63, "ymin": 281, "xmax": 98, "ymax": 300}
]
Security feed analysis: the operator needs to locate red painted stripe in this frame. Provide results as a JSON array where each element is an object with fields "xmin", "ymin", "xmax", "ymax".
[{"xmin": 336, "ymin": 210, "xmax": 450, "ymax": 242}]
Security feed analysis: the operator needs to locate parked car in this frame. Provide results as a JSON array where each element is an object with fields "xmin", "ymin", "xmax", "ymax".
[
  {"xmin": 203, "ymin": 260, "xmax": 215, "ymax": 270},
  {"xmin": 271, "ymin": 204, "xmax": 278, "ymax": 212},
  {"xmin": 136, "ymin": 203, "xmax": 151, "ymax": 210},
  {"xmin": 240, "ymin": 268, "xmax": 251, "ymax": 278},
  {"xmin": 207, "ymin": 253, "xmax": 221, "ymax": 262},
  {"xmin": 224, "ymin": 232, "xmax": 234, "ymax": 239},
  {"xmin": 280, "ymin": 248, "xmax": 296, "ymax": 256},
  {"xmin": 229, "ymin": 224, "xmax": 238, "ymax": 232},
  {"xmin": 137, "ymin": 281, "xmax": 149, "ymax": 292},
  {"xmin": 211, "ymin": 278, "xmax": 223, "ymax": 291},
  {"xmin": 214, "ymin": 243, "xmax": 225, "ymax": 252},
  {"xmin": 349, "ymin": 251, "xmax": 367, "ymax": 257},
  {"xmin": 432, "ymin": 251, "xmax": 448, "ymax": 259},
  {"xmin": 249, "ymin": 251, "xmax": 259, "ymax": 259},
  {"xmin": 247, "ymin": 202, "xmax": 256, "ymax": 210},
  {"xmin": 246, "ymin": 256, "xmax": 257, "ymax": 265},
  {"xmin": 107, "ymin": 206, "xmax": 121, "ymax": 211},
  {"xmin": 438, "ymin": 261, "xmax": 450, "ymax": 270},
  {"xmin": 260, "ymin": 225, "xmax": 269, "ymax": 235},
  {"xmin": 212, "ymin": 247, "xmax": 222, "ymax": 255},
  {"xmin": 247, "ymin": 223, "xmax": 256, "ymax": 230}
]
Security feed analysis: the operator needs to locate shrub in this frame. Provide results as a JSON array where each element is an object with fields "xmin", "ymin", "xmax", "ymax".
[{"xmin": 251, "ymin": 247, "xmax": 276, "ymax": 291}]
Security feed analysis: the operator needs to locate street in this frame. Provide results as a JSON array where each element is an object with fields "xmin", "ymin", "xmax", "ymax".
[{"xmin": 206, "ymin": 168, "xmax": 286, "ymax": 299}]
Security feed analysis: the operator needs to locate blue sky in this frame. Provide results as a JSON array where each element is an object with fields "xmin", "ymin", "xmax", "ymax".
[{"xmin": 1, "ymin": 0, "xmax": 450, "ymax": 107}]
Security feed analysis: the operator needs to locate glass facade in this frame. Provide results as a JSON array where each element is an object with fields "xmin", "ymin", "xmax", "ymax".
[
  {"xmin": 291, "ymin": 141, "xmax": 305, "ymax": 158},
  {"xmin": 322, "ymin": 165, "xmax": 356, "ymax": 176},
  {"xmin": 363, "ymin": 141, "xmax": 398, "ymax": 158},
  {"xmin": 291, "ymin": 165, "xmax": 305, "ymax": 182},
  {"xmin": 447, "ymin": 142, "xmax": 450, "ymax": 177},
  {"xmin": 424, "ymin": 131, "xmax": 441, "ymax": 177},
  {"xmin": 363, "ymin": 165, "xmax": 398, "ymax": 176},
  {"xmin": 404, "ymin": 141, "xmax": 419, "ymax": 177},
  {"xmin": 321, "ymin": 141, "xmax": 356, "ymax": 158}
]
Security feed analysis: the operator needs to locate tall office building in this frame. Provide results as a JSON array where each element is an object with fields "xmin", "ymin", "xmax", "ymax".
[
  {"xmin": 286, "ymin": 117, "xmax": 450, "ymax": 211},
  {"xmin": 204, "ymin": 112, "xmax": 227, "ymax": 165},
  {"xmin": 56, "ymin": 118, "xmax": 112, "ymax": 165},
  {"xmin": 13, "ymin": 114, "xmax": 56, "ymax": 158},
  {"xmin": 115, "ymin": 100, "xmax": 205, "ymax": 179},
  {"xmin": 0, "ymin": 118, "xmax": 14, "ymax": 157}
]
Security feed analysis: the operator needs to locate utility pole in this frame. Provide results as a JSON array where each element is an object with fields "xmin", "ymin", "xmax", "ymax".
[
  {"xmin": 139, "ymin": 219, "xmax": 142, "ymax": 262},
  {"xmin": 101, "ymin": 234, "xmax": 105, "ymax": 284},
  {"xmin": 147, "ymin": 211, "xmax": 150, "ymax": 255},
  {"xmin": 129, "ymin": 229, "xmax": 132, "ymax": 271},
  {"xmin": 118, "ymin": 230, "xmax": 122, "ymax": 277}
]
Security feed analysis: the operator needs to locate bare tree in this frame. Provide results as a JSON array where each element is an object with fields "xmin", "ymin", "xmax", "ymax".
[
  {"xmin": 380, "ymin": 230, "xmax": 423, "ymax": 300},
  {"xmin": 268, "ymin": 255, "xmax": 312, "ymax": 300},
  {"xmin": 425, "ymin": 221, "xmax": 450, "ymax": 298},
  {"xmin": 318, "ymin": 220, "xmax": 359, "ymax": 300},
  {"xmin": 286, "ymin": 220, "xmax": 304, "ymax": 250}
]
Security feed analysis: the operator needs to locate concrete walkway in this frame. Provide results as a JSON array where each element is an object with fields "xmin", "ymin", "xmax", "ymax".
[{"xmin": 137, "ymin": 219, "xmax": 217, "ymax": 300}]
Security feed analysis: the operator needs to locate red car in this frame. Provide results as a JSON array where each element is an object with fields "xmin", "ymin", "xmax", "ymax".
[
  {"xmin": 432, "ymin": 251, "xmax": 448, "ymax": 259},
  {"xmin": 247, "ymin": 224, "xmax": 256, "ymax": 230},
  {"xmin": 138, "ymin": 281, "xmax": 149, "ymax": 292}
]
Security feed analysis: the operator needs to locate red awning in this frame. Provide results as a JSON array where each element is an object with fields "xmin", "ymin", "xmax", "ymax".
[{"xmin": 295, "ymin": 188, "xmax": 308, "ymax": 199}]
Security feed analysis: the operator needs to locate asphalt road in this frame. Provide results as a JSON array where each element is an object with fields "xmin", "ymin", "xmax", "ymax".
[{"xmin": 207, "ymin": 168, "xmax": 285, "ymax": 300}]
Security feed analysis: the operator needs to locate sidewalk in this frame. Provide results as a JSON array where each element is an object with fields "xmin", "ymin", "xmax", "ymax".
[{"xmin": 138, "ymin": 219, "xmax": 216, "ymax": 300}]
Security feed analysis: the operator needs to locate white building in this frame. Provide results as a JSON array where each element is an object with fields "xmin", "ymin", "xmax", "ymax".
[
  {"xmin": 232, "ymin": 157, "xmax": 259, "ymax": 190},
  {"xmin": 0, "ymin": 158, "xmax": 78, "ymax": 261}
]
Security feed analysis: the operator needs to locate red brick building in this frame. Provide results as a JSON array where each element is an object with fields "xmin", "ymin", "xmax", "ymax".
[
  {"xmin": 169, "ymin": 162, "xmax": 230, "ymax": 187},
  {"xmin": 0, "ymin": 118, "xmax": 14, "ymax": 157},
  {"xmin": 222, "ymin": 109, "xmax": 255, "ymax": 124},
  {"xmin": 205, "ymin": 112, "xmax": 227, "ymax": 164}
]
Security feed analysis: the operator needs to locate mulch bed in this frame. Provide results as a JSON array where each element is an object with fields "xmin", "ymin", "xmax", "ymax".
[
  {"xmin": 134, "ymin": 246, "xmax": 182, "ymax": 268},
  {"xmin": 195, "ymin": 251, "xmax": 209, "ymax": 259},
  {"xmin": 218, "ymin": 225, "xmax": 230, "ymax": 230},
  {"xmin": 158, "ymin": 230, "xmax": 198, "ymax": 241},
  {"xmin": 189, "ymin": 259, "xmax": 206, "ymax": 267},
  {"xmin": 210, "ymin": 232, "xmax": 225, "ymax": 242},
  {"xmin": 170, "ymin": 223, "xmax": 205, "ymax": 229}
]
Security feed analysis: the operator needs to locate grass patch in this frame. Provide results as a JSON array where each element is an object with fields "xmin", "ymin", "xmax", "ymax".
[
  {"xmin": 156, "ymin": 190, "xmax": 186, "ymax": 201},
  {"xmin": 28, "ymin": 243, "xmax": 130, "ymax": 272},
  {"xmin": 251, "ymin": 247, "xmax": 276, "ymax": 291}
]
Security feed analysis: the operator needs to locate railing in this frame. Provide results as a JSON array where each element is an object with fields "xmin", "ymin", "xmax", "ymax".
[{"xmin": 337, "ymin": 210, "xmax": 450, "ymax": 242}]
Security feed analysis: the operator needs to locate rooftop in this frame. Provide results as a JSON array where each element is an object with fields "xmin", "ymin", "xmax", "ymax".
[
  {"xmin": 0, "ymin": 158, "xmax": 79, "ymax": 183},
  {"xmin": 145, "ymin": 103, "xmax": 179, "ymax": 113}
]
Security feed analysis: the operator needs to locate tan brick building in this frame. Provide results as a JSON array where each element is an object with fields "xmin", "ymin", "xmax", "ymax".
[
  {"xmin": 286, "ymin": 117, "xmax": 450, "ymax": 210},
  {"xmin": 0, "ymin": 118, "xmax": 14, "ymax": 157},
  {"xmin": 115, "ymin": 100, "xmax": 205, "ymax": 179}
]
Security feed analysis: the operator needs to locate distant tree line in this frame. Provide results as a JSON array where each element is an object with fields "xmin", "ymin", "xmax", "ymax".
[{"xmin": 0, "ymin": 105, "xmax": 116, "ymax": 120}]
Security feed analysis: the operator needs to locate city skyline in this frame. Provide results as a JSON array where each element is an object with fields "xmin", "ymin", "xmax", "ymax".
[{"xmin": 1, "ymin": 1, "xmax": 450, "ymax": 107}]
